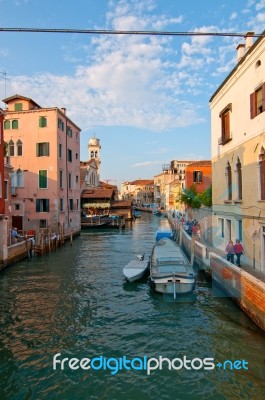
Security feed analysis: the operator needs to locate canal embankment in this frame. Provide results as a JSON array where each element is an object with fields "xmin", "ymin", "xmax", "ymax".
[
  {"xmin": 0, "ymin": 226, "xmax": 80, "ymax": 271},
  {"xmin": 168, "ymin": 213, "xmax": 265, "ymax": 332}
]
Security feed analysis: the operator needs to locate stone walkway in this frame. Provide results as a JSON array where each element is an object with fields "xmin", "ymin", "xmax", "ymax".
[{"xmin": 199, "ymin": 236, "xmax": 265, "ymax": 284}]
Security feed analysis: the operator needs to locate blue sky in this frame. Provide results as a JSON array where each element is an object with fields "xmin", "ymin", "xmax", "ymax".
[{"xmin": 0, "ymin": 0, "xmax": 264, "ymax": 187}]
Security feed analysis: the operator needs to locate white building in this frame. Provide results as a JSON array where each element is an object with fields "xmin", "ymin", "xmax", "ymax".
[{"xmin": 210, "ymin": 31, "xmax": 265, "ymax": 272}]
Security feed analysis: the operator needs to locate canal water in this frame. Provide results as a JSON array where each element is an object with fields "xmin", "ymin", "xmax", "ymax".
[{"xmin": 0, "ymin": 213, "xmax": 264, "ymax": 400}]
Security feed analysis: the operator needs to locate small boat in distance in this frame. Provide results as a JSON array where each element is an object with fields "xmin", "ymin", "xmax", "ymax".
[
  {"xmin": 149, "ymin": 238, "xmax": 195, "ymax": 298},
  {"xmin": 123, "ymin": 255, "xmax": 149, "ymax": 282},
  {"xmin": 155, "ymin": 227, "xmax": 173, "ymax": 241}
]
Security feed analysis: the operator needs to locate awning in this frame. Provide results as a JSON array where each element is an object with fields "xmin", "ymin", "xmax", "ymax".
[{"xmin": 82, "ymin": 202, "xmax": 110, "ymax": 208}]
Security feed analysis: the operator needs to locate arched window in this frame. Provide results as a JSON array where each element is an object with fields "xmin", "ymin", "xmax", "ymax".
[
  {"xmin": 12, "ymin": 120, "xmax": 18, "ymax": 129},
  {"xmin": 236, "ymin": 158, "xmax": 242, "ymax": 200},
  {"xmin": 17, "ymin": 139, "xmax": 23, "ymax": 156},
  {"xmin": 8, "ymin": 140, "xmax": 14, "ymax": 156},
  {"xmin": 17, "ymin": 169, "xmax": 24, "ymax": 188},
  {"xmin": 259, "ymin": 148, "xmax": 265, "ymax": 200},
  {"xmin": 4, "ymin": 120, "xmax": 10, "ymax": 129},
  {"xmin": 95, "ymin": 151, "xmax": 98, "ymax": 158},
  {"xmin": 90, "ymin": 151, "xmax": 94, "ymax": 158},
  {"xmin": 226, "ymin": 162, "xmax": 232, "ymax": 200}
]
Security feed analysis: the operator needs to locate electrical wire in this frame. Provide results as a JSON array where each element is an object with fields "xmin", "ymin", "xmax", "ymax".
[{"xmin": 0, "ymin": 27, "xmax": 264, "ymax": 38}]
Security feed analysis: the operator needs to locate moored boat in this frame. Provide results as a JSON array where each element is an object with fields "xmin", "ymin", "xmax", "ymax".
[
  {"xmin": 149, "ymin": 238, "xmax": 195, "ymax": 298},
  {"xmin": 81, "ymin": 215, "xmax": 112, "ymax": 228},
  {"xmin": 123, "ymin": 255, "xmax": 149, "ymax": 282}
]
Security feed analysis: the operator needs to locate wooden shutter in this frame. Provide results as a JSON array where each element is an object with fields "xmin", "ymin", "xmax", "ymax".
[{"xmin": 250, "ymin": 92, "xmax": 256, "ymax": 119}]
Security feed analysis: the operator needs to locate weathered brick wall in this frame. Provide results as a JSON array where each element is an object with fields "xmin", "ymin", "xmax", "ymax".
[{"xmin": 210, "ymin": 252, "xmax": 265, "ymax": 331}]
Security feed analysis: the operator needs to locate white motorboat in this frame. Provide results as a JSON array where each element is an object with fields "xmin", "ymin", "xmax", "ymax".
[
  {"xmin": 149, "ymin": 238, "xmax": 195, "ymax": 298},
  {"xmin": 123, "ymin": 255, "xmax": 149, "ymax": 282}
]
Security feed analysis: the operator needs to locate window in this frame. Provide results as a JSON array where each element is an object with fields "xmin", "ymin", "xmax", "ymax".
[
  {"xmin": 39, "ymin": 116, "xmax": 47, "ymax": 127},
  {"xmin": 15, "ymin": 204, "xmax": 20, "ymax": 210},
  {"xmin": 259, "ymin": 148, "xmax": 265, "ymax": 200},
  {"xmin": 17, "ymin": 169, "xmax": 24, "ymax": 187},
  {"xmin": 76, "ymin": 133, "xmax": 79, "ymax": 142},
  {"xmin": 193, "ymin": 171, "xmax": 202, "ymax": 183},
  {"xmin": 69, "ymin": 198, "xmax": 74, "ymax": 211},
  {"xmin": 67, "ymin": 127, "xmax": 73, "ymax": 137},
  {"xmin": 219, "ymin": 104, "xmax": 232, "ymax": 145},
  {"xmin": 226, "ymin": 162, "xmax": 232, "ymax": 200},
  {"xmin": 4, "ymin": 180, "xmax": 8, "ymax": 199},
  {"xmin": 39, "ymin": 170, "xmax": 48, "ymax": 189},
  {"xmin": 236, "ymin": 158, "xmax": 242, "ymax": 200},
  {"xmin": 218, "ymin": 218, "xmax": 224, "ymax": 237},
  {"xmin": 59, "ymin": 143, "xmax": 63, "ymax": 158},
  {"xmin": 58, "ymin": 118, "xmax": 64, "ymax": 131},
  {"xmin": 76, "ymin": 153, "xmax": 78, "ymax": 160},
  {"xmin": 36, "ymin": 199, "xmax": 49, "ymax": 212},
  {"xmin": 8, "ymin": 140, "xmax": 14, "ymax": 156},
  {"xmin": 36, "ymin": 142, "xmax": 49, "ymax": 157},
  {"xmin": 60, "ymin": 198, "xmax": 64, "ymax": 212},
  {"xmin": 12, "ymin": 120, "xmax": 18, "ymax": 129},
  {"xmin": 14, "ymin": 103, "xmax": 23, "ymax": 111},
  {"xmin": 59, "ymin": 170, "xmax": 63, "ymax": 189},
  {"xmin": 250, "ymin": 83, "xmax": 265, "ymax": 118},
  {"xmin": 68, "ymin": 149, "xmax": 72, "ymax": 162},
  {"xmin": 17, "ymin": 139, "xmax": 23, "ymax": 156},
  {"xmin": 39, "ymin": 219, "xmax": 47, "ymax": 228},
  {"xmin": 4, "ymin": 120, "xmax": 10, "ymax": 129},
  {"xmin": 91, "ymin": 151, "xmax": 94, "ymax": 158},
  {"xmin": 68, "ymin": 173, "xmax": 72, "ymax": 189}
]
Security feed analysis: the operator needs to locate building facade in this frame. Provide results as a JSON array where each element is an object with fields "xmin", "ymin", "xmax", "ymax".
[
  {"xmin": 210, "ymin": 32, "xmax": 265, "ymax": 272},
  {"xmin": 185, "ymin": 160, "xmax": 212, "ymax": 192},
  {"xmin": 3, "ymin": 94, "xmax": 81, "ymax": 233},
  {"xmin": 154, "ymin": 161, "xmax": 192, "ymax": 209},
  {"xmin": 120, "ymin": 180, "xmax": 154, "ymax": 205},
  {"xmin": 0, "ymin": 108, "xmax": 5, "ymax": 215}
]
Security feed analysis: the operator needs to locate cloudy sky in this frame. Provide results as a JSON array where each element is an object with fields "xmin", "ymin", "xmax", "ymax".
[{"xmin": 0, "ymin": 0, "xmax": 264, "ymax": 186}]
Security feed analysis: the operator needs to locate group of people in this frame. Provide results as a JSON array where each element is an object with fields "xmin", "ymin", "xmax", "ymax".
[
  {"xmin": 182, "ymin": 219, "xmax": 201, "ymax": 238},
  {"xmin": 225, "ymin": 239, "xmax": 244, "ymax": 267}
]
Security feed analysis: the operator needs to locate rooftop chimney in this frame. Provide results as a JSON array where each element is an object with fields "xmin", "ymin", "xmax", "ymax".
[
  {"xmin": 61, "ymin": 107, "xmax": 66, "ymax": 114},
  {"xmin": 236, "ymin": 43, "xmax": 245, "ymax": 62},
  {"xmin": 244, "ymin": 31, "xmax": 255, "ymax": 51}
]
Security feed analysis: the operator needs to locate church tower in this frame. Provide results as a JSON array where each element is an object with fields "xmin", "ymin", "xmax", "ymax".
[{"xmin": 88, "ymin": 137, "xmax": 101, "ymax": 176}]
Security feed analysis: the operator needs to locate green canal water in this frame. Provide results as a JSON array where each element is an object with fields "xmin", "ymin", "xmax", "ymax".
[{"xmin": 0, "ymin": 213, "xmax": 265, "ymax": 400}]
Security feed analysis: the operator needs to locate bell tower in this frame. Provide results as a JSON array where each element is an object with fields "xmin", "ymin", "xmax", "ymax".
[{"xmin": 88, "ymin": 136, "xmax": 101, "ymax": 176}]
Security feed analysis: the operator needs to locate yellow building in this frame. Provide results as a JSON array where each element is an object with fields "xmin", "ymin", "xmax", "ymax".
[{"xmin": 210, "ymin": 32, "xmax": 265, "ymax": 272}]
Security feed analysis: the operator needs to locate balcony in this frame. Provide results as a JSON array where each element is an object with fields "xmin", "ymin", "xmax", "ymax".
[{"xmin": 218, "ymin": 133, "xmax": 232, "ymax": 145}]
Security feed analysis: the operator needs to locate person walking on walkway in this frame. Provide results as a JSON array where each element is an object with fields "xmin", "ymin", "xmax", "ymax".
[
  {"xmin": 234, "ymin": 239, "xmax": 244, "ymax": 267},
  {"xmin": 225, "ymin": 240, "xmax": 235, "ymax": 264}
]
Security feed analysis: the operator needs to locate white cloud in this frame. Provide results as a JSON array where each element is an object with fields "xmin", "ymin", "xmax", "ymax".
[
  {"xmin": 256, "ymin": 0, "xmax": 265, "ymax": 11},
  {"xmin": 131, "ymin": 161, "xmax": 162, "ymax": 168},
  {"xmin": 230, "ymin": 12, "xmax": 238, "ymax": 20}
]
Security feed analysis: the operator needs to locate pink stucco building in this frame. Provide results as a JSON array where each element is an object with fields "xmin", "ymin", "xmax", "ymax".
[{"xmin": 3, "ymin": 94, "xmax": 81, "ymax": 233}]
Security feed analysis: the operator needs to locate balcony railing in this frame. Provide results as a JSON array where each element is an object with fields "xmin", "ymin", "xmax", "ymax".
[{"xmin": 218, "ymin": 132, "xmax": 232, "ymax": 145}]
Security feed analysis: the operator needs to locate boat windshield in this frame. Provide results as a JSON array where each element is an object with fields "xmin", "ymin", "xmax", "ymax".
[{"xmin": 156, "ymin": 257, "xmax": 187, "ymax": 273}]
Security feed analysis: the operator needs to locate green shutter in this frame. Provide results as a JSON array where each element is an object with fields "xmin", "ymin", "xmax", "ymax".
[
  {"xmin": 4, "ymin": 120, "xmax": 10, "ymax": 129},
  {"xmin": 12, "ymin": 120, "xmax": 18, "ymax": 129},
  {"xmin": 39, "ymin": 170, "xmax": 47, "ymax": 188},
  {"xmin": 39, "ymin": 117, "xmax": 47, "ymax": 127},
  {"xmin": 15, "ymin": 103, "xmax": 23, "ymax": 111}
]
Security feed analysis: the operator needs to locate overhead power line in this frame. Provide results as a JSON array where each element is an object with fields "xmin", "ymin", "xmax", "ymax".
[{"xmin": 0, "ymin": 27, "xmax": 264, "ymax": 38}]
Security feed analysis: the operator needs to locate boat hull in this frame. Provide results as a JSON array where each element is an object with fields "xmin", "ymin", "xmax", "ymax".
[
  {"xmin": 123, "ymin": 260, "xmax": 149, "ymax": 282},
  {"xmin": 150, "ymin": 237, "xmax": 195, "ymax": 296},
  {"xmin": 150, "ymin": 277, "xmax": 195, "ymax": 294}
]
